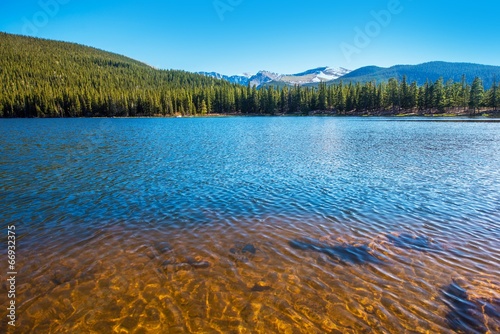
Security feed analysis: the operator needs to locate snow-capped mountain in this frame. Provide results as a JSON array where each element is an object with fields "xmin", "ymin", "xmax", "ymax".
[
  {"xmin": 199, "ymin": 67, "xmax": 351, "ymax": 87},
  {"xmin": 248, "ymin": 70, "xmax": 281, "ymax": 87},
  {"xmin": 278, "ymin": 67, "xmax": 351, "ymax": 85},
  {"xmin": 198, "ymin": 72, "xmax": 251, "ymax": 86}
]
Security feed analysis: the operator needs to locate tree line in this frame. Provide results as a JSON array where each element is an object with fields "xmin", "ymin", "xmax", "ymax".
[
  {"xmin": 1, "ymin": 33, "xmax": 498, "ymax": 117},
  {"xmin": 2, "ymin": 75, "xmax": 497, "ymax": 118}
]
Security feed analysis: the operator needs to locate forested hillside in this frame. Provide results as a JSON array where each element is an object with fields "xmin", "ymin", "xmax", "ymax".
[
  {"xmin": 334, "ymin": 61, "xmax": 500, "ymax": 89},
  {"xmin": 0, "ymin": 32, "xmax": 233, "ymax": 117},
  {"xmin": 0, "ymin": 33, "xmax": 498, "ymax": 117}
]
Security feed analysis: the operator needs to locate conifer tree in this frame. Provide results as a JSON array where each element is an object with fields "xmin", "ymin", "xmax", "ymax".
[
  {"xmin": 490, "ymin": 77, "xmax": 497, "ymax": 111},
  {"xmin": 433, "ymin": 78, "xmax": 445, "ymax": 112},
  {"xmin": 386, "ymin": 78, "xmax": 400, "ymax": 111},
  {"xmin": 469, "ymin": 77, "xmax": 484, "ymax": 115},
  {"xmin": 461, "ymin": 74, "xmax": 469, "ymax": 112},
  {"xmin": 317, "ymin": 82, "xmax": 328, "ymax": 110},
  {"xmin": 336, "ymin": 83, "xmax": 345, "ymax": 114},
  {"xmin": 400, "ymin": 75, "xmax": 410, "ymax": 109}
]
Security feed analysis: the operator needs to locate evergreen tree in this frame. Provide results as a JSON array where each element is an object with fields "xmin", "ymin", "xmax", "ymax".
[
  {"xmin": 461, "ymin": 74, "xmax": 469, "ymax": 112},
  {"xmin": 386, "ymin": 78, "xmax": 400, "ymax": 111},
  {"xmin": 375, "ymin": 84, "xmax": 383, "ymax": 110},
  {"xmin": 3, "ymin": 32, "xmax": 499, "ymax": 118},
  {"xmin": 490, "ymin": 77, "xmax": 498, "ymax": 111},
  {"xmin": 345, "ymin": 83, "xmax": 356, "ymax": 112},
  {"xmin": 400, "ymin": 75, "xmax": 411, "ymax": 109},
  {"xmin": 336, "ymin": 83, "xmax": 345, "ymax": 114},
  {"xmin": 433, "ymin": 77, "xmax": 445, "ymax": 112},
  {"xmin": 317, "ymin": 82, "xmax": 328, "ymax": 110},
  {"xmin": 409, "ymin": 81, "xmax": 418, "ymax": 110},
  {"xmin": 200, "ymin": 99, "xmax": 208, "ymax": 115},
  {"xmin": 469, "ymin": 77, "xmax": 484, "ymax": 115}
]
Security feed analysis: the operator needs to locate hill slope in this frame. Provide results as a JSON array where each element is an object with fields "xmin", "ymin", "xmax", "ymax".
[
  {"xmin": 332, "ymin": 61, "xmax": 500, "ymax": 88},
  {"xmin": 1, "ymin": 33, "xmax": 498, "ymax": 117},
  {"xmin": 0, "ymin": 32, "xmax": 230, "ymax": 117}
]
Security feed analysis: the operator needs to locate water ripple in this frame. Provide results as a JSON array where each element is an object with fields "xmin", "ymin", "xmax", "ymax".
[{"xmin": 0, "ymin": 118, "xmax": 499, "ymax": 333}]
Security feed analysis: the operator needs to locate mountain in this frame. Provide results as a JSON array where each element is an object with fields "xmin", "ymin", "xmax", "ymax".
[
  {"xmin": 0, "ymin": 32, "xmax": 233, "ymax": 117},
  {"xmin": 332, "ymin": 61, "xmax": 500, "ymax": 89},
  {"xmin": 2, "ymin": 32, "xmax": 498, "ymax": 118},
  {"xmin": 198, "ymin": 72, "xmax": 251, "ymax": 86},
  {"xmin": 277, "ymin": 67, "xmax": 351, "ymax": 85},
  {"xmin": 199, "ymin": 67, "xmax": 351, "ymax": 87},
  {"xmin": 201, "ymin": 62, "xmax": 500, "ymax": 89}
]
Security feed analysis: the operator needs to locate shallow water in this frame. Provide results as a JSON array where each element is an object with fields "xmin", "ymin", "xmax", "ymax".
[{"xmin": 1, "ymin": 117, "xmax": 499, "ymax": 333}]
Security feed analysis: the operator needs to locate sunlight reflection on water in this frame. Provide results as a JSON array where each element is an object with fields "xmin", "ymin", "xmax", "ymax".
[{"xmin": 0, "ymin": 117, "xmax": 499, "ymax": 333}]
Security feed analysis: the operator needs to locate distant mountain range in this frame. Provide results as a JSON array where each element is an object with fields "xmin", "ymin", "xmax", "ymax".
[
  {"xmin": 201, "ymin": 61, "xmax": 500, "ymax": 89},
  {"xmin": 332, "ymin": 61, "xmax": 500, "ymax": 89},
  {"xmin": 199, "ymin": 67, "xmax": 351, "ymax": 88},
  {"xmin": 3, "ymin": 32, "xmax": 499, "ymax": 118}
]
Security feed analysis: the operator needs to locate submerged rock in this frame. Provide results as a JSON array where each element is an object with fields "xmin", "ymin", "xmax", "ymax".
[
  {"xmin": 250, "ymin": 282, "xmax": 272, "ymax": 292},
  {"xmin": 153, "ymin": 241, "xmax": 172, "ymax": 254},
  {"xmin": 162, "ymin": 257, "xmax": 210, "ymax": 273},
  {"xmin": 289, "ymin": 238, "xmax": 319, "ymax": 251},
  {"xmin": 230, "ymin": 243, "xmax": 257, "ymax": 255},
  {"xmin": 229, "ymin": 243, "xmax": 257, "ymax": 262},
  {"xmin": 188, "ymin": 260, "xmax": 210, "ymax": 269},
  {"xmin": 385, "ymin": 233, "xmax": 437, "ymax": 252},
  {"xmin": 442, "ymin": 275, "xmax": 500, "ymax": 333},
  {"xmin": 51, "ymin": 266, "xmax": 75, "ymax": 285},
  {"xmin": 163, "ymin": 262, "xmax": 191, "ymax": 273},
  {"xmin": 289, "ymin": 237, "xmax": 382, "ymax": 265},
  {"xmin": 241, "ymin": 244, "xmax": 257, "ymax": 255}
]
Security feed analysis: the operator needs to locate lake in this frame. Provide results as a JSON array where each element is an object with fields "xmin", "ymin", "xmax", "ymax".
[{"xmin": 1, "ymin": 117, "xmax": 499, "ymax": 333}]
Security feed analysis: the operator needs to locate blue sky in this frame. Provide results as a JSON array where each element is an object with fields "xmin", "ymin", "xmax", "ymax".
[{"xmin": 1, "ymin": 0, "xmax": 499, "ymax": 75}]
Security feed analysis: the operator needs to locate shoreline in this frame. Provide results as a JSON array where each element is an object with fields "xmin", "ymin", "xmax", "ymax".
[
  {"xmin": 1, "ymin": 107, "xmax": 500, "ymax": 119},
  {"xmin": 2, "ymin": 111, "xmax": 500, "ymax": 119}
]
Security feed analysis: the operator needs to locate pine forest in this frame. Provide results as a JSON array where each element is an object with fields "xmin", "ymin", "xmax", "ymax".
[{"xmin": 1, "ymin": 33, "xmax": 498, "ymax": 118}]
